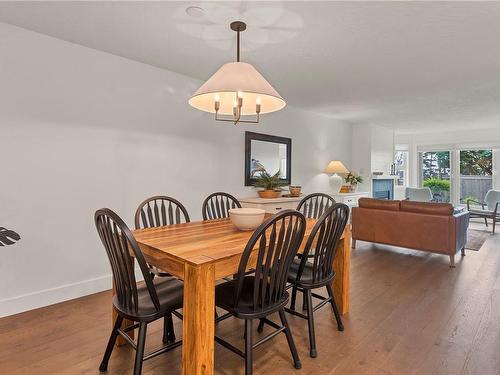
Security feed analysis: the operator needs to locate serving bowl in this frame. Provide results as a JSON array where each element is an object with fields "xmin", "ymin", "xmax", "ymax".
[{"xmin": 229, "ymin": 208, "xmax": 266, "ymax": 231}]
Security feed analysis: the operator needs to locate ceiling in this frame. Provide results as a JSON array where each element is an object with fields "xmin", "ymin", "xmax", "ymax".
[{"xmin": 1, "ymin": 1, "xmax": 500, "ymax": 134}]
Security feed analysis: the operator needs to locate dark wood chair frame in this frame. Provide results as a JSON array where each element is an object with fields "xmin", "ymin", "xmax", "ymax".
[
  {"xmin": 467, "ymin": 198, "xmax": 500, "ymax": 234},
  {"xmin": 95, "ymin": 208, "xmax": 183, "ymax": 375},
  {"xmin": 214, "ymin": 210, "xmax": 306, "ymax": 375},
  {"xmin": 134, "ymin": 195, "xmax": 190, "ymax": 343},
  {"xmin": 135, "ymin": 195, "xmax": 190, "ymax": 279},
  {"xmin": 296, "ymin": 192, "xmax": 336, "ymax": 220},
  {"xmin": 202, "ymin": 191, "xmax": 242, "ymax": 220},
  {"xmin": 281, "ymin": 203, "xmax": 349, "ymax": 358},
  {"xmin": 202, "ymin": 192, "xmax": 246, "ymax": 284}
]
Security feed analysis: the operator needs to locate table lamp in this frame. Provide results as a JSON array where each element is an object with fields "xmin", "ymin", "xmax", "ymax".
[{"xmin": 324, "ymin": 160, "xmax": 349, "ymax": 193}]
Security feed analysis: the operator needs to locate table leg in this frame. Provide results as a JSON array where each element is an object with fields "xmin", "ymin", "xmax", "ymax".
[
  {"xmin": 182, "ymin": 263, "xmax": 215, "ymax": 375},
  {"xmin": 332, "ymin": 226, "xmax": 351, "ymax": 315}
]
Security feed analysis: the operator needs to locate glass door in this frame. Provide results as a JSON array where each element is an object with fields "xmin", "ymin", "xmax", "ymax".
[
  {"xmin": 419, "ymin": 151, "xmax": 452, "ymax": 202},
  {"xmin": 459, "ymin": 149, "xmax": 493, "ymax": 204}
]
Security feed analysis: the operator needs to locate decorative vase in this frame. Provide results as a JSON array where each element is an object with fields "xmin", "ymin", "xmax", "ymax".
[
  {"xmin": 258, "ymin": 189, "xmax": 281, "ymax": 199},
  {"xmin": 350, "ymin": 184, "xmax": 358, "ymax": 192},
  {"xmin": 289, "ymin": 185, "xmax": 302, "ymax": 197},
  {"xmin": 329, "ymin": 173, "xmax": 343, "ymax": 193}
]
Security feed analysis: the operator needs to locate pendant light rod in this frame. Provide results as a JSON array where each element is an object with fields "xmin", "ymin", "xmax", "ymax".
[
  {"xmin": 230, "ymin": 21, "xmax": 246, "ymax": 62},
  {"xmin": 237, "ymin": 28, "xmax": 240, "ymax": 62}
]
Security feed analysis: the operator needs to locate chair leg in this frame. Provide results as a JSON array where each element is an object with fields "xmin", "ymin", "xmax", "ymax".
[
  {"xmin": 99, "ymin": 316, "xmax": 123, "ymax": 372},
  {"xmin": 290, "ymin": 286, "xmax": 298, "ymax": 311},
  {"xmin": 163, "ymin": 313, "xmax": 175, "ymax": 344},
  {"xmin": 257, "ymin": 319, "xmax": 265, "ymax": 333},
  {"xmin": 326, "ymin": 284, "xmax": 344, "ymax": 331},
  {"xmin": 352, "ymin": 239, "xmax": 356, "ymax": 249},
  {"xmin": 244, "ymin": 320, "xmax": 253, "ymax": 375},
  {"xmin": 449, "ymin": 254, "xmax": 456, "ymax": 268},
  {"xmin": 302, "ymin": 289, "xmax": 308, "ymax": 311},
  {"xmin": 484, "ymin": 217, "xmax": 489, "ymax": 227},
  {"xmin": 461, "ymin": 247, "xmax": 466, "ymax": 256},
  {"xmin": 305, "ymin": 290, "xmax": 317, "ymax": 358},
  {"xmin": 134, "ymin": 322, "xmax": 148, "ymax": 375},
  {"xmin": 278, "ymin": 308, "xmax": 302, "ymax": 369},
  {"xmin": 493, "ymin": 219, "xmax": 496, "ymax": 234}
]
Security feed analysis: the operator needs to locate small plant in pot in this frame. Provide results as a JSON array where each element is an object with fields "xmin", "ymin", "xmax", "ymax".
[
  {"xmin": 344, "ymin": 172, "xmax": 363, "ymax": 192},
  {"xmin": 253, "ymin": 171, "xmax": 287, "ymax": 199}
]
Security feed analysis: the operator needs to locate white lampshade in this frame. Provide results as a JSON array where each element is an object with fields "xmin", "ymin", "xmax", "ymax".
[
  {"xmin": 324, "ymin": 161, "xmax": 349, "ymax": 174},
  {"xmin": 189, "ymin": 62, "xmax": 286, "ymax": 115}
]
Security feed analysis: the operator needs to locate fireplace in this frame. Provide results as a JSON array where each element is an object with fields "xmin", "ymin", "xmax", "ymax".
[{"xmin": 372, "ymin": 178, "xmax": 394, "ymax": 200}]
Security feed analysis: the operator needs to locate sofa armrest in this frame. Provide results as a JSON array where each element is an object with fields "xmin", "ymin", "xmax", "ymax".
[{"xmin": 453, "ymin": 211, "xmax": 470, "ymax": 252}]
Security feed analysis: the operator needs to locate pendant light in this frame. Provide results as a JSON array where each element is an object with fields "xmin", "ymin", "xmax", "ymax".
[{"xmin": 189, "ymin": 21, "xmax": 286, "ymax": 124}]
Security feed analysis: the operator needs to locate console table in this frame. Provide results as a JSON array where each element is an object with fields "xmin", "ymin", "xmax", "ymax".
[
  {"xmin": 240, "ymin": 196, "xmax": 302, "ymax": 213},
  {"xmin": 240, "ymin": 191, "xmax": 370, "ymax": 214},
  {"xmin": 330, "ymin": 191, "xmax": 370, "ymax": 207}
]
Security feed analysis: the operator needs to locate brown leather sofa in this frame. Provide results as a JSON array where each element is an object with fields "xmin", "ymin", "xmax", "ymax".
[{"xmin": 351, "ymin": 198, "xmax": 470, "ymax": 267}]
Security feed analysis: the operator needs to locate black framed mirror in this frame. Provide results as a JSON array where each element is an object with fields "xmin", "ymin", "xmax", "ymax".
[{"xmin": 245, "ymin": 131, "xmax": 292, "ymax": 186}]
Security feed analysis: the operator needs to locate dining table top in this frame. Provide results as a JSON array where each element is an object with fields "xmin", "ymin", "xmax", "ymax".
[{"xmin": 132, "ymin": 216, "xmax": 327, "ymax": 267}]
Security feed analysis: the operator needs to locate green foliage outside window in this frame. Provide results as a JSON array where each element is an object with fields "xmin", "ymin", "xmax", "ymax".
[{"xmin": 423, "ymin": 177, "xmax": 450, "ymax": 192}]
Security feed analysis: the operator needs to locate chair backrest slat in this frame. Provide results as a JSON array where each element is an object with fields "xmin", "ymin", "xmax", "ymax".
[
  {"xmin": 234, "ymin": 210, "xmax": 306, "ymax": 311},
  {"xmin": 135, "ymin": 196, "xmax": 190, "ymax": 229},
  {"xmin": 95, "ymin": 208, "xmax": 160, "ymax": 313},
  {"xmin": 294, "ymin": 203, "xmax": 349, "ymax": 285},
  {"xmin": 297, "ymin": 193, "xmax": 336, "ymax": 219},
  {"xmin": 202, "ymin": 192, "xmax": 241, "ymax": 220}
]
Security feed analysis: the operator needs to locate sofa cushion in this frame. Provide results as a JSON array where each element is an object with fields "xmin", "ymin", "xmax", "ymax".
[
  {"xmin": 358, "ymin": 198, "xmax": 400, "ymax": 211},
  {"xmin": 400, "ymin": 200, "xmax": 453, "ymax": 216}
]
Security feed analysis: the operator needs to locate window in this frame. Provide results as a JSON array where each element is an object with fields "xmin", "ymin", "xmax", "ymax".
[{"xmin": 418, "ymin": 151, "xmax": 452, "ymax": 203}]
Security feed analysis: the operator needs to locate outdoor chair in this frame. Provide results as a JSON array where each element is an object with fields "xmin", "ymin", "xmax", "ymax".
[{"xmin": 467, "ymin": 189, "xmax": 500, "ymax": 233}]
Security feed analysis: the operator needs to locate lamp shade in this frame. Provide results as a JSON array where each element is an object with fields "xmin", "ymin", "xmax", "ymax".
[
  {"xmin": 324, "ymin": 160, "xmax": 349, "ymax": 174},
  {"xmin": 189, "ymin": 62, "xmax": 286, "ymax": 115}
]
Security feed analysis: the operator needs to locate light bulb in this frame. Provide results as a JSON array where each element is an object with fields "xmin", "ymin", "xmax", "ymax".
[{"xmin": 214, "ymin": 94, "xmax": 220, "ymax": 112}]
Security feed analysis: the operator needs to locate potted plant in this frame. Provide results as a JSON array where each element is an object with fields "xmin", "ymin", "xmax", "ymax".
[
  {"xmin": 344, "ymin": 172, "xmax": 363, "ymax": 192},
  {"xmin": 253, "ymin": 171, "xmax": 287, "ymax": 199}
]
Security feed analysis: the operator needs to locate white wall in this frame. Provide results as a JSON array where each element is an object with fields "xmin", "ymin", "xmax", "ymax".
[
  {"xmin": 0, "ymin": 23, "xmax": 352, "ymax": 316},
  {"xmin": 350, "ymin": 124, "xmax": 395, "ymax": 194}
]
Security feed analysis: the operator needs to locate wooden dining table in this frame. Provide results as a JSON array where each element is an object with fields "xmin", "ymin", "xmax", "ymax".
[{"xmin": 114, "ymin": 217, "xmax": 351, "ymax": 375}]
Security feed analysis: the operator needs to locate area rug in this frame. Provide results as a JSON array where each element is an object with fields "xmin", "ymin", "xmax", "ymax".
[{"xmin": 466, "ymin": 229, "xmax": 490, "ymax": 251}]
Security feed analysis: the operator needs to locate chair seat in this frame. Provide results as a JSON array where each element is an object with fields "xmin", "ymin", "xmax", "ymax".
[
  {"xmin": 287, "ymin": 258, "xmax": 334, "ymax": 287},
  {"xmin": 113, "ymin": 277, "xmax": 184, "ymax": 322},
  {"xmin": 469, "ymin": 208, "xmax": 496, "ymax": 216},
  {"xmin": 215, "ymin": 276, "xmax": 289, "ymax": 319}
]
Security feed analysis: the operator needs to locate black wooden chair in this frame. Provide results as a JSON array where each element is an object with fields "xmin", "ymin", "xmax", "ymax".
[
  {"xmin": 95, "ymin": 208, "xmax": 183, "ymax": 375},
  {"xmin": 202, "ymin": 192, "xmax": 241, "ymax": 220},
  {"xmin": 297, "ymin": 192, "xmax": 336, "ymax": 218},
  {"xmin": 214, "ymin": 210, "xmax": 306, "ymax": 375},
  {"xmin": 203, "ymin": 192, "xmax": 245, "ymax": 284},
  {"xmin": 134, "ymin": 195, "xmax": 190, "ymax": 344},
  {"xmin": 135, "ymin": 195, "xmax": 190, "ymax": 229},
  {"xmin": 285, "ymin": 203, "xmax": 349, "ymax": 358}
]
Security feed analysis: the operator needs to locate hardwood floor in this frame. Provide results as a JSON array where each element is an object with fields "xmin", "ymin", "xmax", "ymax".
[{"xmin": 1, "ymin": 225, "xmax": 499, "ymax": 375}]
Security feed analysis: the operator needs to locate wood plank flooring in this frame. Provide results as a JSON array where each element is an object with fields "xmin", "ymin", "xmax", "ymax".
[{"xmin": 1, "ymin": 225, "xmax": 499, "ymax": 374}]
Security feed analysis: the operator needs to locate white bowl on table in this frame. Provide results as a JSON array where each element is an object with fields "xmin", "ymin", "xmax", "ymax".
[{"xmin": 229, "ymin": 208, "xmax": 266, "ymax": 231}]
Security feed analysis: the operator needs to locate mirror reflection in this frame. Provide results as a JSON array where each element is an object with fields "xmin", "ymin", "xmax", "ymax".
[{"xmin": 250, "ymin": 140, "xmax": 288, "ymax": 179}]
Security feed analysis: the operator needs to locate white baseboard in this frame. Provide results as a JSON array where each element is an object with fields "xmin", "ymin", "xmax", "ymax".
[{"xmin": 0, "ymin": 274, "xmax": 113, "ymax": 318}]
